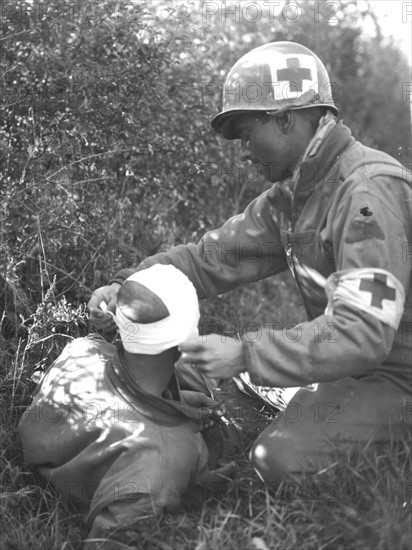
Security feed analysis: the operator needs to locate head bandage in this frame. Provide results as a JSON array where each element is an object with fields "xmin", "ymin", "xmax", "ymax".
[{"xmin": 113, "ymin": 265, "xmax": 199, "ymax": 355}]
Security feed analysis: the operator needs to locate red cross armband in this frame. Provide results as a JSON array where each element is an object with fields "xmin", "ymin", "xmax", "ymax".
[{"xmin": 324, "ymin": 268, "xmax": 405, "ymax": 331}]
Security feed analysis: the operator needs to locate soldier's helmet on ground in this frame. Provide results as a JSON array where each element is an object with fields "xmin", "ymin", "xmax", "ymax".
[{"xmin": 211, "ymin": 41, "xmax": 339, "ymax": 139}]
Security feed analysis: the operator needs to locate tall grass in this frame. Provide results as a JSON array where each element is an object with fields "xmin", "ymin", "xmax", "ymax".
[{"xmin": 1, "ymin": 280, "xmax": 411, "ymax": 550}]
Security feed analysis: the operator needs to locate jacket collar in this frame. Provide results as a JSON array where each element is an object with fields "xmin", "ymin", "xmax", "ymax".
[
  {"xmin": 294, "ymin": 121, "xmax": 355, "ymax": 197},
  {"xmin": 104, "ymin": 343, "xmax": 205, "ymax": 428},
  {"xmin": 270, "ymin": 121, "xmax": 355, "ymax": 226}
]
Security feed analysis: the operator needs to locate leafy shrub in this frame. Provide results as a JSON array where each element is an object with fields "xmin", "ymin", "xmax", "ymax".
[{"xmin": 1, "ymin": 0, "xmax": 410, "ymax": 313}]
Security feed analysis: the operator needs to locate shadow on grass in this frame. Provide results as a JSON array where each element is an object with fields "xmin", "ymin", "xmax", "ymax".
[{"xmin": 1, "ymin": 289, "xmax": 411, "ymax": 550}]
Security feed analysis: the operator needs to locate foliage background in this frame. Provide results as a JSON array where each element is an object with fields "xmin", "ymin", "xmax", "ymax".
[{"xmin": 1, "ymin": 0, "xmax": 411, "ymax": 316}]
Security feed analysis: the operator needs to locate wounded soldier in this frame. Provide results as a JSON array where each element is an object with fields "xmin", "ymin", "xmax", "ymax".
[{"xmin": 19, "ymin": 265, "xmax": 227, "ymax": 549}]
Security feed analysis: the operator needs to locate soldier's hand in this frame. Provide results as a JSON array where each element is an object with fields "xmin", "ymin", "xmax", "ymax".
[
  {"xmin": 180, "ymin": 390, "xmax": 226, "ymax": 429},
  {"xmin": 180, "ymin": 334, "xmax": 246, "ymax": 380},
  {"xmin": 87, "ymin": 283, "xmax": 121, "ymax": 330}
]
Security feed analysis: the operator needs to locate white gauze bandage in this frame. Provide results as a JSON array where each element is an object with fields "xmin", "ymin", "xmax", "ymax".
[{"xmin": 113, "ymin": 264, "xmax": 200, "ymax": 355}]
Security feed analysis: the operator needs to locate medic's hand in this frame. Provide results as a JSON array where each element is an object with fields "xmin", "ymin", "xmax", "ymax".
[
  {"xmin": 180, "ymin": 389, "xmax": 225, "ymax": 429},
  {"xmin": 179, "ymin": 334, "xmax": 246, "ymax": 380},
  {"xmin": 87, "ymin": 283, "xmax": 121, "ymax": 330}
]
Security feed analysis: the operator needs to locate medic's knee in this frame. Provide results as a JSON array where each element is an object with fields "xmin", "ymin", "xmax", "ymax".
[{"xmin": 249, "ymin": 431, "xmax": 295, "ymax": 484}]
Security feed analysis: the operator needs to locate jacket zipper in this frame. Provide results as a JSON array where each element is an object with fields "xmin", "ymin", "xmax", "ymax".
[{"xmin": 286, "ymin": 242, "xmax": 313, "ymax": 320}]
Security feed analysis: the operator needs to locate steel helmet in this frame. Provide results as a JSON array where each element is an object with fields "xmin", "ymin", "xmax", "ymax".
[{"xmin": 211, "ymin": 41, "xmax": 338, "ymax": 139}]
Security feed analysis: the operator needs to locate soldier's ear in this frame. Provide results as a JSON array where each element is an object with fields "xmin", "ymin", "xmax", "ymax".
[{"xmin": 273, "ymin": 111, "xmax": 294, "ymax": 134}]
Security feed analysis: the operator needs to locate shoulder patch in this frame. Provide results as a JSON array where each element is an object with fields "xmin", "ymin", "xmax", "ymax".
[{"xmin": 345, "ymin": 215, "xmax": 385, "ymax": 244}]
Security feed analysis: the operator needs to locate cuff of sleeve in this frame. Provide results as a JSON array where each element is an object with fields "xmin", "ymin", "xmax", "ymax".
[
  {"xmin": 110, "ymin": 263, "xmax": 152, "ymax": 286},
  {"xmin": 110, "ymin": 270, "xmax": 134, "ymax": 286},
  {"xmin": 241, "ymin": 337, "xmax": 265, "ymax": 386}
]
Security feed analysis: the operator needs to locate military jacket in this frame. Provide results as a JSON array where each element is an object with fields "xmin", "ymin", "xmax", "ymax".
[
  {"xmin": 18, "ymin": 336, "xmax": 209, "ymax": 529},
  {"xmin": 114, "ymin": 123, "xmax": 412, "ymax": 392}
]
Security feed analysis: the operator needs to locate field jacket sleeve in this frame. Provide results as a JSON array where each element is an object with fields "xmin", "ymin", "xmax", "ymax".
[
  {"xmin": 113, "ymin": 189, "xmax": 288, "ymax": 300},
  {"xmin": 245, "ymin": 173, "xmax": 411, "ymax": 388}
]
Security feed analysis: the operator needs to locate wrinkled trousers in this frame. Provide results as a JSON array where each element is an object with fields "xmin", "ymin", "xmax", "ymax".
[{"xmin": 250, "ymin": 375, "xmax": 411, "ymax": 482}]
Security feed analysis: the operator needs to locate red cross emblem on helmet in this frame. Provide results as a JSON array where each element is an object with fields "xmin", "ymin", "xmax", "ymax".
[{"xmin": 211, "ymin": 41, "xmax": 338, "ymax": 139}]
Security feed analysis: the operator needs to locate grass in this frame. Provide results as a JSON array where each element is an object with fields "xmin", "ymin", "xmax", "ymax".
[{"xmin": 1, "ymin": 281, "xmax": 411, "ymax": 550}]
